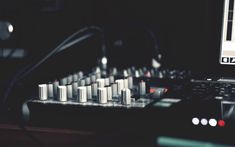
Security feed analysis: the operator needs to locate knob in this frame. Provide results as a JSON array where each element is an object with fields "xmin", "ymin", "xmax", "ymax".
[
  {"xmin": 53, "ymin": 80, "xmax": 59, "ymax": 97},
  {"xmin": 135, "ymin": 70, "xmax": 140, "ymax": 78},
  {"xmin": 77, "ymin": 71, "xmax": 83, "ymax": 79},
  {"xmin": 72, "ymin": 82, "xmax": 78, "ymax": 98},
  {"xmin": 67, "ymin": 75, "xmax": 73, "ymax": 84},
  {"xmin": 127, "ymin": 68, "xmax": 132, "ymax": 75},
  {"xmin": 109, "ymin": 75, "xmax": 114, "ymax": 84},
  {"xmin": 47, "ymin": 83, "xmax": 54, "ymax": 98},
  {"xmin": 86, "ymin": 85, "xmax": 92, "ymax": 100},
  {"xmin": 106, "ymin": 86, "xmax": 112, "ymax": 101},
  {"xmin": 123, "ymin": 78, "xmax": 128, "ymax": 89},
  {"xmin": 73, "ymin": 73, "xmax": 78, "ymax": 82},
  {"xmin": 109, "ymin": 67, "xmax": 118, "ymax": 75},
  {"xmin": 66, "ymin": 84, "xmax": 73, "ymax": 99},
  {"xmin": 79, "ymin": 79, "xmax": 85, "ymax": 86},
  {"xmin": 60, "ymin": 77, "xmax": 67, "ymax": 85},
  {"xmin": 127, "ymin": 76, "xmax": 133, "ymax": 89},
  {"xmin": 111, "ymin": 83, "xmax": 118, "ymax": 98},
  {"xmin": 85, "ymin": 77, "xmax": 91, "ymax": 85},
  {"xmin": 123, "ymin": 69, "xmax": 128, "ymax": 77},
  {"xmin": 39, "ymin": 84, "xmax": 48, "ymax": 100},
  {"xmin": 96, "ymin": 78, "xmax": 105, "ymax": 88},
  {"xmin": 78, "ymin": 86, "xmax": 87, "ymax": 103},
  {"xmin": 96, "ymin": 72, "xmax": 101, "ymax": 79},
  {"xmin": 94, "ymin": 66, "xmax": 101, "ymax": 73},
  {"xmin": 58, "ymin": 86, "xmax": 67, "ymax": 102},
  {"xmin": 98, "ymin": 88, "xmax": 107, "ymax": 104},
  {"xmin": 139, "ymin": 80, "xmax": 146, "ymax": 96},
  {"xmin": 90, "ymin": 74, "xmax": 96, "ymax": 83},
  {"xmin": 104, "ymin": 77, "xmax": 110, "ymax": 86},
  {"xmin": 138, "ymin": 69, "xmax": 144, "ymax": 76},
  {"xmin": 115, "ymin": 79, "xmax": 124, "ymax": 96},
  {"xmin": 121, "ymin": 89, "xmax": 131, "ymax": 105},
  {"xmin": 91, "ymin": 82, "xmax": 98, "ymax": 97}
]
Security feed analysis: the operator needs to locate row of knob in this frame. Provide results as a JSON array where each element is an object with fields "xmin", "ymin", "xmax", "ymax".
[
  {"xmin": 39, "ymin": 78, "xmax": 146, "ymax": 105},
  {"xmin": 108, "ymin": 67, "xmax": 190, "ymax": 79}
]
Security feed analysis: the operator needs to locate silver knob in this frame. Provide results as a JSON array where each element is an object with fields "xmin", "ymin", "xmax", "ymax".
[
  {"xmin": 106, "ymin": 86, "xmax": 112, "ymax": 101},
  {"xmin": 115, "ymin": 79, "xmax": 124, "ymax": 96},
  {"xmin": 123, "ymin": 69, "xmax": 128, "ymax": 77},
  {"xmin": 96, "ymin": 78, "xmax": 105, "ymax": 88},
  {"xmin": 72, "ymin": 82, "xmax": 78, "ymax": 97},
  {"xmin": 135, "ymin": 70, "xmax": 140, "ymax": 78},
  {"xmin": 86, "ymin": 85, "xmax": 92, "ymax": 100},
  {"xmin": 121, "ymin": 89, "xmax": 131, "ymax": 105},
  {"xmin": 127, "ymin": 76, "xmax": 133, "ymax": 89},
  {"xmin": 67, "ymin": 75, "xmax": 73, "ymax": 84},
  {"xmin": 98, "ymin": 88, "xmax": 107, "ymax": 104},
  {"xmin": 96, "ymin": 72, "xmax": 101, "ymax": 79},
  {"xmin": 91, "ymin": 82, "xmax": 98, "ymax": 97},
  {"xmin": 66, "ymin": 84, "xmax": 73, "ymax": 99},
  {"xmin": 85, "ymin": 77, "xmax": 91, "ymax": 85},
  {"xmin": 47, "ymin": 83, "xmax": 54, "ymax": 98},
  {"xmin": 139, "ymin": 80, "xmax": 146, "ymax": 96},
  {"xmin": 58, "ymin": 86, "xmax": 67, "ymax": 102},
  {"xmin": 79, "ymin": 79, "xmax": 85, "ymax": 86},
  {"xmin": 123, "ymin": 78, "xmax": 128, "ymax": 89},
  {"xmin": 90, "ymin": 74, "xmax": 96, "ymax": 83},
  {"xmin": 77, "ymin": 71, "xmax": 83, "ymax": 79},
  {"xmin": 39, "ymin": 84, "xmax": 47, "ymax": 100},
  {"xmin": 53, "ymin": 80, "xmax": 59, "ymax": 97},
  {"xmin": 60, "ymin": 77, "xmax": 67, "ymax": 85},
  {"xmin": 78, "ymin": 86, "xmax": 87, "ymax": 103},
  {"xmin": 109, "ymin": 75, "xmax": 114, "ymax": 84},
  {"xmin": 73, "ymin": 73, "xmax": 78, "ymax": 82},
  {"xmin": 104, "ymin": 77, "xmax": 110, "ymax": 86},
  {"xmin": 111, "ymin": 83, "xmax": 118, "ymax": 98}
]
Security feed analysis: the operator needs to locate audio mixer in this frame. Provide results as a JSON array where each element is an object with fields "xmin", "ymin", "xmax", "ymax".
[
  {"xmin": 22, "ymin": 66, "xmax": 190, "ymax": 124},
  {"xmin": 20, "ymin": 65, "xmax": 235, "ymax": 146}
]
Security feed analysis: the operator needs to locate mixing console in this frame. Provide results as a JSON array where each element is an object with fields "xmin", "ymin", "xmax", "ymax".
[
  {"xmin": 21, "ymin": 65, "xmax": 235, "ymax": 146},
  {"xmin": 26, "ymin": 66, "xmax": 190, "ymax": 109}
]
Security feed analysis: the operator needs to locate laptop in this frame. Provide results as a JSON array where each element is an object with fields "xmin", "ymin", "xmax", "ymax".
[{"xmin": 220, "ymin": 0, "xmax": 235, "ymax": 64}]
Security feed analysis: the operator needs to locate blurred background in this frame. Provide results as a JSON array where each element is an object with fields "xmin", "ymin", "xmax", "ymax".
[{"xmin": 0, "ymin": 0, "xmax": 230, "ymax": 107}]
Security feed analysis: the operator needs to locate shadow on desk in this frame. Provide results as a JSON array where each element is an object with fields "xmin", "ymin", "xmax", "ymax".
[{"xmin": 0, "ymin": 123, "xmax": 151, "ymax": 147}]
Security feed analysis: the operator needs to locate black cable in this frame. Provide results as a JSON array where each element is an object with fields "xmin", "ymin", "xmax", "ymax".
[
  {"xmin": 3, "ymin": 26, "xmax": 106, "ymax": 105},
  {"xmin": 2, "ymin": 26, "xmax": 107, "ymax": 147},
  {"xmin": 124, "ymin": 22, "xmax": 162, "ymax": 62}
]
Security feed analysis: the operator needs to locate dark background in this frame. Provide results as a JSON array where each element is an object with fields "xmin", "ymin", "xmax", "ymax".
[
  {"xmin": 0, "ymin": 0, "xmax": 226, "ymax": 70},
  {"xmin": 0, "ymin": 0, "xmax": 233, "ymax": 107}
]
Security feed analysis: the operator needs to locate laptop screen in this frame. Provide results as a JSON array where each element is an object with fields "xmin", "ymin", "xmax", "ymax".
[{"xmin": 220, "ymin": 0, "xmax": 235, "ymax": 64}]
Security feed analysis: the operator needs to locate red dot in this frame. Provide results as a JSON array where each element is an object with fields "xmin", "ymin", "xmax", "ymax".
[
  {"xmin": 218, "ymin": 120, "xmax": 225, "ymax": 127},
  {"xmin": 149, "ymin": 88, "xmax": 156, "ymax": 93}
]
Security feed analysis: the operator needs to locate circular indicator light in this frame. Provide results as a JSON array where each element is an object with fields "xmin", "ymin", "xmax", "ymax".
[
  {"xmin": 149, "ymin": 88, "xmax": 156, "ymax": 93},
  {"xmin": 101, "ymin": 57, "xmax": 107, "ymax": 64},
  {"xmin": 192, "ymin": 117, "xmax": 200, "ymax": 125},
  {"xmin": 201, "ymin": 118, "xmax": 208, "ymax": 126},
  {"xmin": 209, "ymin": 119, "xmax": 217, "ymax": 127},
  {"xmin": 218, "ymin": 120, "xmax": 225, "ymax": 127},
  {"xmin": 8, "ymin": 24, "xmax": 14, "ymax": 33}
]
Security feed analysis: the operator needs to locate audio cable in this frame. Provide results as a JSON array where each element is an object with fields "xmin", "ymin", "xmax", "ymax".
[
  {"xmin": 3, "ymin": 26, "xmax": 107, "ymax": 105},
  {"xmin": 2, "ymin": 26, "xmax": 107, "ymax": 147}
]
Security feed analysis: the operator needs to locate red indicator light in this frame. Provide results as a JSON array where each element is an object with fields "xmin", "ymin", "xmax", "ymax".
[
  {"xmin": 218, "ymin": 120, "xmax": 225, "ymax": 127},
  {"xmin": 149, "ymin": 88, "xmax": 156, "ymax": 93}
]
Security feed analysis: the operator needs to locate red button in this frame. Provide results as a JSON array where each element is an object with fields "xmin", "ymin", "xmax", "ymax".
[
  {"xmin": 218, "ymin": 120, "xmax": 225, "ymax": 127},
  {"xmin": 149, "ymin": 88, "xmax": 156, "ymax": 93}
]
